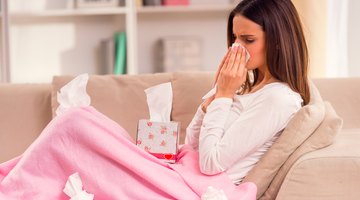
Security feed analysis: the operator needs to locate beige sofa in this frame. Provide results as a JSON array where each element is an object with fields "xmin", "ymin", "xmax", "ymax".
[{"xmin": 0, "ymin": 71, "xmax": 359, "ymax": 199}]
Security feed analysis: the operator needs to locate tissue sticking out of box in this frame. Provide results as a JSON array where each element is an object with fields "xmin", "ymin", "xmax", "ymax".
[
  {"xmin": 56, "ymin": 74, "xmax": 91, "ymax": 116},
  {"xmin": 144, "ymin": 82, "xmax": 172, "ymax": 122}
]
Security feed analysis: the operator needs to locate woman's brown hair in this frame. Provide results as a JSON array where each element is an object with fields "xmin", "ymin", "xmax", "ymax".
[{"xmin": 227, "ymin": 0, "xmax": 310, "ymax": 105}]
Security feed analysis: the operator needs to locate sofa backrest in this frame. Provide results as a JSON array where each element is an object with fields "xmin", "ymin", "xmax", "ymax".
[
  {"xmin": 0, "ymin": 84, "xmax": 52, "ymax": 163},
  {"xmin": 51, "ymin": 71, "xmax": 214, "ymax": 145},
  {"xmin": 1, "ymin": 72, "xmax": 359, "ymax": 163},
  {"xmin": 313, "ymin": 78, "xmax": 360, "ymax": 129}
]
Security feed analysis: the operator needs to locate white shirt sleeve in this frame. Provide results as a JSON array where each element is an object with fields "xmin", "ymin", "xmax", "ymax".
[
  {"xmin": 185, "ymin": 105, "xmax": 206, "ymax": 149},
  {"xmin": 198, "ymin": 93, "xmax": 300, "ymax": 175}
]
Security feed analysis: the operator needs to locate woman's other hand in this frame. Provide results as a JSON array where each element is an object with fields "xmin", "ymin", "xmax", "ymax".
[
  {"xmin": 216, "ymin": 46, "xmax": 248, "ymax": 99},
  {"xmin": 201, "ymin": 94, "xmax": 215, "ymax": 113}
]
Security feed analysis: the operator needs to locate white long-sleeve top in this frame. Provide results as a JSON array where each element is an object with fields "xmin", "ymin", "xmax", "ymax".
[{"xmin": 185, "ymin": 82, "xmax": 303, "ymax": 184}]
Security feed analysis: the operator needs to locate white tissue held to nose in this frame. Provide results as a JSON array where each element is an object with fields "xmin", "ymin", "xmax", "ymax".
[
  {"xmin": 231, "ymin": 42, "xmax": 251, "ymax": 63},
  {"xmin": 232, "ymin": 42, "xmax": 241, "ymax": 48}
]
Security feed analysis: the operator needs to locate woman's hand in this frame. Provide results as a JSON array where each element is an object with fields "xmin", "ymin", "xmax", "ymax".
[
  {"xmin": 215, "ymin": 46, "xmax": 248, "ymax": 99},
  {"xmin": 201, "ymin": 48, "xmax": 231, "ymax": 113}
]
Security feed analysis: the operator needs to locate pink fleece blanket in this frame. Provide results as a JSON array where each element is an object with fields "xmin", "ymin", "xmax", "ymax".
[{"xmin": 0, "ymin": 106, "xmax": 256, "ymax": 199}]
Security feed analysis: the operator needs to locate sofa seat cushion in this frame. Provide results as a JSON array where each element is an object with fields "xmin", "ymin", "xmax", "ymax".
[{"xmin": 275, "ymin": 129, "xmax": 360, "ymax": 200}]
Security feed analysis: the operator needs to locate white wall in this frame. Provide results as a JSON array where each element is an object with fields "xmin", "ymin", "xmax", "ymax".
[
  {"xmin": 347, "ymin": 0, "xmax": 360, "ymax": 76},
  {"xmin": 10, "ymin": 16, "xmax": 124, "ymax": 83},
  {"xmin": 137, "ymin": 11, "xmax": 228, "ymax": 73}
]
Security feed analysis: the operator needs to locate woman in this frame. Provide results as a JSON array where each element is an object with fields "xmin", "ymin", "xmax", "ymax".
[
  {"xmin": 185, "ymin": 0, "xmax": 308, "ymax": 185},
  {"xmin": 0, "ymin": 0, "xmax": 308, "ymax": 199}
]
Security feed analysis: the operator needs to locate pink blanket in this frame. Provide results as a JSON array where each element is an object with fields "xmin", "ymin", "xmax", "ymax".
[{"xmin": 0, "ymin": 106, "xmax": 256, "ymax": 199}]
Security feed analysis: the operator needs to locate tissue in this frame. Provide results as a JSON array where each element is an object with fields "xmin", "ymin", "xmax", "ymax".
[
  {"xmin": 56, "ymin": 74, "xmax": 91, "ymax": 116},
  {"xmin": 63, "ymin": 172, "xmax": 94, "ymax": 200},
  {"xmin": 202, "ymin": 43, "xmax": 250, "ymax": 100},
  {"xmin": 232, "ymin": 42, "xmax": 251, "ymax": 63},
  {"xmin": 144, "ymin": 82, "xmax": 172, "ymax": 122},
  {"xmin": 201, "ymin": 186, "xmax": 228, "ymax": 200}
]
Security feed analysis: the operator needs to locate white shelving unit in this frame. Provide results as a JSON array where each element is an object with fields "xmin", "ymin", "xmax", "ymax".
[
  {"xmin": 0, "ymin": 0, "xmax": 235, "ymax": 83},
  {"xmin": 10, "ymin": 7, "xmax": 128, "ymax": 17},
  {"xmin": 137, "ymin": 4, "xmax": 233, "ymax": 13},
  {"xmin": 0, "ymin": 0, "xmax": 10, "ymax": 83}
]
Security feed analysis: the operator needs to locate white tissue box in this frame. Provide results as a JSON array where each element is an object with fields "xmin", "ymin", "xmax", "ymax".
[{"xmin": 136, "ymin": 119, "xmax": 180, "ymax": 163}]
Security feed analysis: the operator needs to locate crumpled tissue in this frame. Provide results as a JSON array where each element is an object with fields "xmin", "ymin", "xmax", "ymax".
[
  {"xmin": 56, "ymin": 74, "xmax": 91, "ymax": 116},
  {"xmin": 202, "ymin": 43, "xmax": 250, "ymax": 100},
  {"xmin": 201, "ymin": 186, "xmax": 228, "ymax": 200},
  {"xmin": 144, "ymin": 82, "xmax": 173, "ymax": 122},
  {"xmin": 63, "ymin": 172, "xmax": 94, "ymax": 200}
]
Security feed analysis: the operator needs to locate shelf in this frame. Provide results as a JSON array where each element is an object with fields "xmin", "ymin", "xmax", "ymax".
[
  {"xmin": 10, "ymin": 7, "xmax": 127, "ymax": 18},
  {"xmin": 8, "ymin": 4, "xmax": 235, "ymax": 18},
  {"xmin": 137, "ymin": 4, "xmax": 234, "ymax": 14}
]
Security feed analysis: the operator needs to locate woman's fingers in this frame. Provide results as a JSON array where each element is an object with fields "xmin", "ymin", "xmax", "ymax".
[
  {"xmin": 228, "ymin": 46, "xmax": 240, "ymax": 73},
  {"xmin": 215, "ymin": 48, "xmax": 231, "ymax": 85},
  {"xmin": 237, "ymin": 47, "xmax": 247, "ymax": 76},
  {"xmin": 221, "ymin": 48, "xmax": 232, "ymax": 74},
  {"xmin": 231, "ymin": 46, "xmax": 243, "ymax": 74}
]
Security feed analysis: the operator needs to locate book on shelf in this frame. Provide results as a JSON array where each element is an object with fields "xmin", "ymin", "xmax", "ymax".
[
  {"xmin": 114, "ymin": 32, "xmax": 127, "ymax": 75},
  {"xmin": 140, "ymin": 0, "xmax": 190, "ymax": 6},
  {"xmin": 136, "ymin": 0, "xmax": 144, "ymax": 7},
  {"xmin": 162, "ymin": 0, "xmax": 189, "ymax": 6},
  {"xmin": 100, "ymin": 38, "xmax": 115, "ymax": 75},
  {"xmin": 143, "ymin": 0, "xmax": 162, "ymax": 6}
]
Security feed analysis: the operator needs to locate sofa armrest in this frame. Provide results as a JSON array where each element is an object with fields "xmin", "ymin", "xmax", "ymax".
[{"xmin": 276, "ymin": 129, "xmax": 360, "ymax": 200}]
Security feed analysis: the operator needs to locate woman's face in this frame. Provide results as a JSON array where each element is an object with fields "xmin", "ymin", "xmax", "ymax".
[{"xmin": 232, "ymin": 14, "xmax": 267, "ymax": 71}]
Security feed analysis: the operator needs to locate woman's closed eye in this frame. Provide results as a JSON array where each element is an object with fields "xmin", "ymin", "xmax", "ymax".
[
  {"xmin": 244, "ymin": 38, "xmax": 255, "ymax": 44},
  {"xmin": 233, "ymin": 34, "xmax": 256, "ymax": 44}
]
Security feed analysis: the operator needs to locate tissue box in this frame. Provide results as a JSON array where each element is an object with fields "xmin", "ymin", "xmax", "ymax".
[{"xmin": 136, "ymin": 119, "xmax": 180, "ymax": 163}]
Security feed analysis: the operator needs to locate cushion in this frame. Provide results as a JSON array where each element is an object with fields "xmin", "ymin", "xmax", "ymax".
[
  {"xmin": 52, "ymin": 73, "xmax": 173, "ymax": 140},
  {"xmin": 260, "ymin": 102, "xmax": 343, "ymax": 200},
  {"xmin": 171, "ymin": 71, "xmax": 215, "ymax": 144},
  {"xmin": 242, "ymin": 80, "xmax": 326, "ymax": 198}
]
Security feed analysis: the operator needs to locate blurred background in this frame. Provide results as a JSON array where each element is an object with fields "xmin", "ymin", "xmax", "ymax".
[{"xmin": 0, "ymin": 0, "xmax": 358, "ymax": 83}]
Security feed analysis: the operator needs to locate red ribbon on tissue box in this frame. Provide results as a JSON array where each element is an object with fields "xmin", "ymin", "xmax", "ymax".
[{"xmin": 136, "ymin": 119, "xmax": 180, "ymax": 163}]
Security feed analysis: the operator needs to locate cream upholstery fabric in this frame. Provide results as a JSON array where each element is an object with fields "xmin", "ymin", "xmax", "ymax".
[
  {"xmin": 171, "ymin": 71, "xmax": 214, "ymax": 144},
  {"xmin": 260, "ymin": 102, "xmax": 343, "ymax": 200},
  {"xmin": 52, "ymin": 74, "xmax": 172, "ymax": 140},
  {"xmin": 0, "ymin": 84, "xmax": 52, "ymax": 162},
  {"xmin": 276, "ymin": 129, "xmax": 360, "ymax": 200},
  {"xmin": 313, "ymin": 78, "xmax": 360, "ymax": 129}
]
